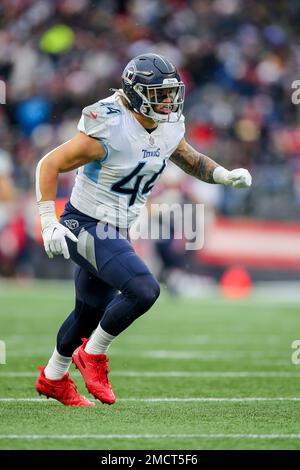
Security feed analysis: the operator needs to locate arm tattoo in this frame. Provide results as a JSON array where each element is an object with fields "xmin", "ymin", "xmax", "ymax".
[{"xmin": 170, "ymin": 142, "xmax": 218, "ymax": 183}]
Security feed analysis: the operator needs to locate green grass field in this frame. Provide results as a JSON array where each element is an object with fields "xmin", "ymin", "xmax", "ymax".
[{"xmin": 0, "ymin": 281, "xmax": 300, "ymax": 450}]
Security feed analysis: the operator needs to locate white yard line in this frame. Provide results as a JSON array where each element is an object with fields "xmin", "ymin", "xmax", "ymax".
[
  {"xmin": 1, "ymin": 397, "xmax": 300, "ymax": 403},
  {"xmin": 4, "ymin": 349, "xmax": 289, "ymax": 360},
  {"xmin": 0, "ymin": 371, "xmax": 299, "ymax": 378},
  {"xmin": 0, "ymin": 433, "xmax": 300, "ymax": 440},
  {"xmin": 110, "ymin": 371, "xmax": 300, "ymax": 378},
  {"xmin": 0, "ymin": 333, "xmax": 288, "ymax": 346}
]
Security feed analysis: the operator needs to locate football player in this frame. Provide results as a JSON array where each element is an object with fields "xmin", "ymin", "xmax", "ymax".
[{"xmin": 35, "ymin": 53, "xmax": 251, "ymax": 406}]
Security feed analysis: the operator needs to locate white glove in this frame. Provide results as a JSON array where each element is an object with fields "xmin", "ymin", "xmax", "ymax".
[
  {"xmin": 213, "ymin": 167, "xmax": 252, "ymax": 188},
  {"xmin": 38, "ymin": 201, "xmax": 78, "ymax": 259}
]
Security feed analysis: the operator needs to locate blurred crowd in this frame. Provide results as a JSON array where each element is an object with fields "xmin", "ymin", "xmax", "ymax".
[{"xmin": 1, "ymin": 0, "xmax": 300, "ymax": 277}]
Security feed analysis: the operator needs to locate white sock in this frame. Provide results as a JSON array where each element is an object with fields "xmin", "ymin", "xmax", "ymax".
[
  {"xmin": 44, "ymin": 347, "xmax": 72, "ymax": 380},
  {"xmin": 85, "ymin": 325, "xmax": 115, "ymax": 355}
]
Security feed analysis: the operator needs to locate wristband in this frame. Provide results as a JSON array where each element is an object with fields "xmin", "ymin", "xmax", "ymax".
[
  {"xmin": 213, "ymin": 166, "xmax": 230, "ymax": 184},
  {"xmin": 37, "ymin": 201, "xmax": 57, "ymax": 231}
]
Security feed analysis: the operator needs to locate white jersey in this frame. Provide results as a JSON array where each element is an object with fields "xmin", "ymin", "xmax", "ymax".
[{"xmin": 70, "ymin": 91, "xmax": 185, "ymax": 228}]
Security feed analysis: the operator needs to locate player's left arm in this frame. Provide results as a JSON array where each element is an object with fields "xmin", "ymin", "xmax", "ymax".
[{"xmin": 170, "ymin": 137, "xmax": 252, "ymax": 188}]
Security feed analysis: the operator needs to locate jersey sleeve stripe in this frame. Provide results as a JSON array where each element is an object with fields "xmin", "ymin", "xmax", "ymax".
[{"xmin": 99, "ymin": 138, "xmax": 109, "ymax": 162}]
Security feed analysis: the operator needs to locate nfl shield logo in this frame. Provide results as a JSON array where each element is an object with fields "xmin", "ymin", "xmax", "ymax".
[{"xmin": 149, "ymin": 135, "xmax": 155, "ymax": 146}]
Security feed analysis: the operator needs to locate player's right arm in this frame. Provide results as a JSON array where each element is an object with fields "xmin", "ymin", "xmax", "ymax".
[
  {"xmin": 170, "ymin": 138, "xmax": 252, "ymax": 187},
  {"xmin": 36, "ymin": 132, "xmax": 105, "ymax": 259}
]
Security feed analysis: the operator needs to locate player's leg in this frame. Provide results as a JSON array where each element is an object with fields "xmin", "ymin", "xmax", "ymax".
[
  {"xmin": 85, "ymin": 250, "xmax": 160, "ymax": 352},
  {"xmin": 56, "ymin": 266, "xmax": 117, "ymax": 357},
  {"xmin": 70, "ymin": 222, "xmax": 160, "ymax": 403},
  {"xmin": 44, "ymin": 266, "xmax": 116, "ymax": 377},
  {"xmin": 71, "ymin": 221, "xmax": 160, "ymax": 349},
  {"xmin": 36, "ymin": 266, "xmax": 116, "ymax": 405}
]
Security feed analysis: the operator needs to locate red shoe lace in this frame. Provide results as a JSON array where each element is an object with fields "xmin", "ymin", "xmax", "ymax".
[
  {"xmin": 61, "ymin": 375, "xmax": 81, "ymax": 402},
  {"xmin": 97, "ymin": 357, "xmax": 111, "ymax": 387}
]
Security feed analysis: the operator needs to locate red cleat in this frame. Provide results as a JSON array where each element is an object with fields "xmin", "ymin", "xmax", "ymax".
[
  {"xmin": 35, "ymin": 366, "xmax": 95, "ymax": 407},
  {"xmin": 72, "ymin": 338, "xmax": 116, "ymax": 405}
]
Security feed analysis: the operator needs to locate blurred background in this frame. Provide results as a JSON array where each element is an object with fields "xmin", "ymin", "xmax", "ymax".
[
  {"xmin": 0, "ymin": 0, "xmax": 300, "ymax": 295},
  {"xmin": 2, "ymin": 2, "xmax": 300, "ymax": 450}
]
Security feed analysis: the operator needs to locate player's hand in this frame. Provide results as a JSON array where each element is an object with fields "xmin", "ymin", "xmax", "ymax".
[
  {"xmin": 225, "ymin": 168, "xmax": 252, "ymax": 188},
  {"xmin": 213, "ymin": 167, "xmax": 252, "ymax": 188},
  {"xmin": 42, "ymin": 222, "xmax": 78, "ymax": 259}
]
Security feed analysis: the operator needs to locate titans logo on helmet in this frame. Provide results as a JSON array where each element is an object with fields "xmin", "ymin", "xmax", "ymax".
[{"xmin": 123, "ymin": 64, "xmax": 136, "ymax": 84}]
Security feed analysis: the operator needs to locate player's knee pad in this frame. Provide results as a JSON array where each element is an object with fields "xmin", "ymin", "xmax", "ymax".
[{"xmin": 124, "ymin": 274, "xmax": 160, "ymax": 314}]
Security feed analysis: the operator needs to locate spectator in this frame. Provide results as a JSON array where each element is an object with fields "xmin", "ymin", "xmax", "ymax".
[{"xmin": 0, "ymin": 0, "xmax": 300, "ymax": 277}]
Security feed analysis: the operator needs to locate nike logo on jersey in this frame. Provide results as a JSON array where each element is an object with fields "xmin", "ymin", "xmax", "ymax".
[
  {"xmin": 142, "ymin": 148, "xmax": 161, "ymax": 158},
  {"xmin": 89, "ymin": 112, "xmax": 97, "ymax": 119}
]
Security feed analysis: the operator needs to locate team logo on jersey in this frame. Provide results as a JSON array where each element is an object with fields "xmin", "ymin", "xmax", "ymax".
[
  {"xmin": 64, "ymin": 219, "xmax": 79, "ymax": 230},
  {"xmin": 89, "ymin": 111, "xmax": 97, "ymax": 119},
  {"xmin": 142, "ymin": 148, "xmax": 161, "ymax": 158}
]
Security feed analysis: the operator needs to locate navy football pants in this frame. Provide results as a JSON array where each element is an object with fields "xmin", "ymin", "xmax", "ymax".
[{"xmin": 56, "ymin": 202, "xmax": 160, "ymax": 356}]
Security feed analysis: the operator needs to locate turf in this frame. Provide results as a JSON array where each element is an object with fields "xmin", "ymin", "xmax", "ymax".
[{"xmin": 0, "ymin": 281, "xmax": 300, "ymax": 450}]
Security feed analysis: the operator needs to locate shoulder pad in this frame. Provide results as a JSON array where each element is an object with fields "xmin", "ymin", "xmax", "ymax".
[{"xmin": 77, "ymin": 100, "xmax": 122, "ymax": 140}]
